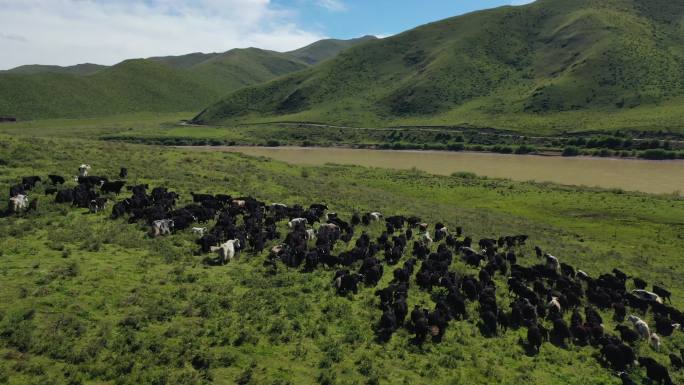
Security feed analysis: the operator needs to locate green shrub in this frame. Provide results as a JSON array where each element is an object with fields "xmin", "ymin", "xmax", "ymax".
[
  {"xmin": 491, "ymin": 145, "xmax": 513, "ymax": 154},
  {"xmin": 447, "ymin": 142, "xmax": 465, "ymax": 151},
  {"xmin": 451, "ymin": 171, "xmax": 477, "ymax": 179},
  {"xmin": 562, "ymin": 146, "xmax": 580, "ymax": 156},
  {"xmin": 640, "ymin": 149, "xmax": 677, "ymax": 160},
  {"xmin": 515, "ymin": 145, "xmax": 536, "ymax": 154}
]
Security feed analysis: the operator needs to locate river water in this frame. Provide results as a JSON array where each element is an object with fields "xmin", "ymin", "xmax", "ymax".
[{"xmin": 184, "ymin": 146, "xmax": 684, "ymax": 195}]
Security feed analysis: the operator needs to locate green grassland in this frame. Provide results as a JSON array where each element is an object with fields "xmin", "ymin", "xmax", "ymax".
[
  {"xmin": 0, "ymin": 134, "xmax": 683, "ymax": 385},
  {"xmin": 196, "ymin": 0, "xmax": 684, "ymax": 134},
  {"xmin": 4, "ymin": 112, "xmax": 683, "ymax": 161}
]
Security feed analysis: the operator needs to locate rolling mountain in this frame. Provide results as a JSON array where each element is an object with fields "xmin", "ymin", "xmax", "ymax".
[
  {"xmin": 286, "ymin": 35, "xmax": 378, "ymax": 65},
  {"xmin": 0, "ymin": 37, "xmax": 373, "ymax": 120},
  {"xmin": 2, "ymin": 63, "xmax": 107, "ymax": 76},
  {"xmin": 195, "ymin": 0, "xmax": 684, "ymax": 133}
]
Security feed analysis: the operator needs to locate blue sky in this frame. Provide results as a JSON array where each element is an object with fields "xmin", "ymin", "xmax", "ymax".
[
  {"xmin": 276, "ymin": 0, "xmax": 534, "ymax": 39},
  {"xmin": 0, "ymin": 0, "xmax": 535, "ymax": 70}
]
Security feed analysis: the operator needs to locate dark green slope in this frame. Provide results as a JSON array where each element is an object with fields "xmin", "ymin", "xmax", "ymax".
[
  {"xmin": 0, "ymin": 60, "xmax": 221, "ymax": 119},
  {"xmin": 0, "ymin": 37, "xmax": 369, "ymax": 120},
  {"xmin": 2, "ymin": 63, "xmax": 107, "ymax": 75},
  {"xmin": 189, "ymin": 48, "xmax": 309, "ymax": 90},
  {"xmin": 195, "ymin": 0, "xmax": 684, "ymax": 132},
  {"xmin": 286, "ymin": 35, "xmax": 378, "ymax": 64}
]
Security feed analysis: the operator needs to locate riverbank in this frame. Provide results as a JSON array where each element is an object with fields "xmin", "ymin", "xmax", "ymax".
[{"xmin": 180, "ymin": 145, "xmax": 684, "ymax": 195}]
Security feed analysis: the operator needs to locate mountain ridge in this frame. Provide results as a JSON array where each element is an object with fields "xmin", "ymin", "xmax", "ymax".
[
  {"xmin": 194, "ymin": 0, "xmax": 684, "ymax": 133},
  {"xmin": 0, "ymin": 36, "xmax": 375, "ymax": 120}
]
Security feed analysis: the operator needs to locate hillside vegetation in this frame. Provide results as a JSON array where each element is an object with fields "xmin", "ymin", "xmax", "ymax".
[
  {"xmin": 0, "ymin": 38, "xmax": 374, "ymax": 120},
  {"xmin": 195, "ymin": 0, "xmax": 684, "ymax": 133},
  {"xmin": 286, "ymin": 36, "xmax": 378, "ymax": 65}
]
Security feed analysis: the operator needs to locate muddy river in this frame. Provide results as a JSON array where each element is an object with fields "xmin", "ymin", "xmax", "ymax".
[{"xmin": 185, "ymin": 146, "xmax": 684, "ymax": 195}]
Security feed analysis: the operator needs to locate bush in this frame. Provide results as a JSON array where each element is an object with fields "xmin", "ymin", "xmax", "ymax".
[
  {"xmin": 598, "ymin": 149, "xmax": 612, "ymax": 157},
  {"xmin": 640, "ymin": 149, "xmax": 677, "ymax": 160},
  {"xmin": 562, "ymin": 146, "xmax": 580, "ymax": 157},
  {"xmin": 451, "ymin": 171, "xmax": 477, "ymax": 179},
  {"xmin": 491, "ymin": 145, "xmax": 513, "ymax": 154},
  {"xmin": 514, "ymin": 145, "xmax": 536, "ymax": 154},
  {"xmin": 266, "ymin": 140, "xmax": 280, "ymax": 147}
]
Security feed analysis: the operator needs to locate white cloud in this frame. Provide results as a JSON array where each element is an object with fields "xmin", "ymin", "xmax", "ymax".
[
  {"xmin": 316, "ymin": 0, "xmax": 346, "ymax": 12},
  {"xmin": 0, "ymin": 0, "xmax": 326, "ymax": 70},
  {"xmin": 510, "ymin": 0, "xmax": 535, "ymax": 5}
]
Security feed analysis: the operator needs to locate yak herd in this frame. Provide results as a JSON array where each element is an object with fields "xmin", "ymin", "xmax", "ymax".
[{"xmin": 5, "ymin": 165, "xmax": 684, "ymax": 385}]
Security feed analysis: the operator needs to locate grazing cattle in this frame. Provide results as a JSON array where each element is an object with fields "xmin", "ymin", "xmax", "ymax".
[
  {"xmin": 288, "ymin": 218, "xmax": 307, "ymax": 228},
  {"xmin": 577, "ymin": 270, "xmax": 590, "ymax": 281},
  {"xmin": 28, "ymin": 198, "xmax": 38, "ymax": 211},
  {"xmin": 632, "ymin": 289, "xmax": 663, "ymax": 304},
  {"xmin": 318, "ymin": 223, "xmax": 341, "ymax": 241},
  {"xmin": 551, "ymin": 318, "xmax": 572, "ymax": 346},
  {"xmin": 654, "ymin": 314, "xmax": 680, "ymax": 337},
  {"xmin": 211, "ymin": 239, "xmax": 240, "ymax": 264},
  {"xmin": 421, "ymin": 231, "xmax": 433, "ymax": 245},
  {"xmin": 78, "ymin": 176, "xmax": 107, "ymax": 188},
  {"xmin": 101, "ymin": 181, "xmax": 126, "ymax": 195},
  {"xmin": 612, "ymin": 268, "xmax": 628, "ymax": 282},
  {"xmin": 633, "ymin": 277, "xmax": 647, "ymax": 290},
  {"xmin": 527, "ymin": 324, "xmax": 543, "ymax": 352},
  {"xmin": 370, "ymin": 212, "xmax": 383, "ymax": 221},
  {"xmin": 615, "ymin": 325, "xmax": 640, "ymax": 344},
  {"xmin": 548, "ymin": 297, "xmax": 562, "ymax": 314},
  {"xmin": 8, "ymin": 194, "xmax": 28, "ymax": 213},
  {"xmin": 197, "ymin": 234, "xmax": 219, "ymax": 253},
  {"xmin": 10, "ymin": 184, "xmax": 26, "ymax": 197},
  {"xmin": 377, "ymin": 308, "xmax": 398, "ymax": 341},
  {"xmin": 55, "ymin": 189, "xmax": 74, "ymax": 204},
  {"xmin": 191, "ymin": 227, "xmax": 207, "ymax": 236},
  {"xmin": 394, "ymin": 297, "xmax": 408, "ymax": 324},
  {"xmin": 613, "ymin": 302, "xmax": 627, "ymax": 322},
  {"xmin": 334, "ymin": 271, "xmax": 363, "ymax": 296},
  {"xmin": 411, "ymin": 306, "xmax": 430, "ymax": 343},
  {"xmin": 151, "ymin": 219, "xmax": 174, "ymax": 237},
  {"xmin": 434, "ymin": 224, "xmax": 448, "ymax": 241},
  {"xmin": 534, "ymin": 246, "xmax": 542, "ymax": 258},
  {"xmin": 600, "ymin": 342, "xmax": 632, "ymax": 371},
  {"xmin": 638, "ymin": 357, "xmax": 673, "ymax": 385},
  {"xmin": 545, "ymin": 254, "xmax": 559, "ymax": 271},
  {"xmin": 89, "ymin": 198, "xmax": 108, "ymax": 213},
  {"xmin": 650, "ymin": 333, "xmax": 661, "ymax": 352},
  {"xmin": 309, "ymin": 203, "xmax": 328, "ymax": 212},
  {"xmin": 653, "ymin": 285, "xmax": 672, "ymax": 303},
  {"xmin": 21, "ymin": 176, "xmax": 41, "ymax": 189},
  {"xmin": 78, "ymin": 164, "xmax": 91, "ymax": 177},
  {"xmin": 617, "ymin": 372, "xmax": 637, "ymax": 385},
  {"xmin": 305, "ymin": 229, "xmax": 316, "ymax": 241},
  {"xmin": 628, "ymin": 315, "xmax": 651, "ymax": 340},
  {"xmin": 385, "ymin": 215, "xmax": 405, "ymax": 230},
  {"xmin": 670, "ymin": 354, "xmax": 684, "ymax": 370},
  {"xmin": 119, "ymin": 167, "xmax": 128, "ymax": 178},
  {"xmin": 48, "ymin": 174, "xmax": 65, "ymax": 185}
]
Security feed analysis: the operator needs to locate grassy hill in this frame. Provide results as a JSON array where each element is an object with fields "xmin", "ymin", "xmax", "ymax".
[
  {"xmin": 0, "ymin": 38, "xmax": 371, "ymax": 120},
  {"xmin": 286, "ymin": 35, "xmax": 378, "ymax": 65},
  {"xmin": 1, "ymin": 63, "xmax": 107, "ymax": 76},
  {"xmin": 195, "ymin": 0, "xmax": 684, "ymax": 133}
]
